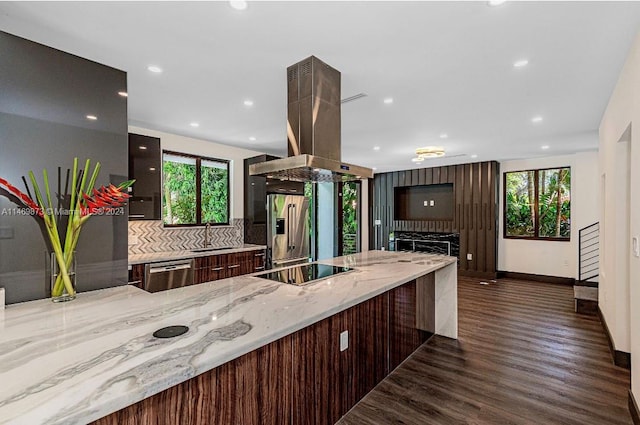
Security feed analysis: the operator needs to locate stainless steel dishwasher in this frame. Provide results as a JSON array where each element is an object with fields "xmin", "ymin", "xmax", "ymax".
[{"xmin": 144, "ymin": 259, "xmax": 194, "ymax": 293}]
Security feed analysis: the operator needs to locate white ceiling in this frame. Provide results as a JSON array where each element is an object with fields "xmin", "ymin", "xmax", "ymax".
[{"xmin": 1, "ymin": 1, "xmax": 640, "ymax": 173}]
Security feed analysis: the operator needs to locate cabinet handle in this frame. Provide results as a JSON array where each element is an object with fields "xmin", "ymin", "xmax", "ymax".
[
  {"xmin": 227, "ymin": 264, "xmax": 240, "ymax": 269},
  {"xmin": 211, "ymin": 267, "xmax": 224, "ymax": 271}
]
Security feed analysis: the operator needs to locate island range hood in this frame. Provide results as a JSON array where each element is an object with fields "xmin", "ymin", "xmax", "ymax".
[{"xmin": 249, "ymin": 56, "xmax": 373, "ymax": 182}]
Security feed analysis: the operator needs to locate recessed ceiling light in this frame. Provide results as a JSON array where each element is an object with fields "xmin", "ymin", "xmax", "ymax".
[
  {"xmin": 229, "ymin": 0, "xmax": 248, "ymax": 10},
  {"xmin": 243, "ymin": 99, "xmax": 254, "ymax": 107},
  {"xmin": 118, "ymin": 91, "xmax": 128, "ymax": 97},
  {"xmin": 383, "ymin": 98, "xmax": 394, "ymax": 104},
  {"xmin": 471, "ymin": 154, "xmax": 478, "ymax": 158},
  {"xmin": 531, "ymin": 116, "xmax": 543, "ymax": 123},
  {"xmin": 373, "ymin": 146, "xmax": 381, "ymax": 151},
  {"xmin": 541, "ymin": 145, "xmax": 550, "ymax": 150},
  {"xmin": 249, "ymin": 136, "xmax": 256, "ymax": 141},
  {"xmin": 147, "ymin": 65, "xmax": 163, "ymax": 73},
  {"xmin": 86, "ymin": 115, "xmax": 97, "ymax": 120},
  {"xmin": 439, "ymin": 133, "xmax": 448, "ymax": 139},
  {"xmin": 513, "ymin": 59, "xmax": 529, "ymax": 68},
  {"xmin": 488, "ymin": 0, "xmax": 506, "ymax": 6},
  {"xmin": 139, "ymin": 146, "xmax": 147, "ymax": 150},
  {"xmin": 190, "ymin": 122, "xmax": 199, "ymax": 128}
]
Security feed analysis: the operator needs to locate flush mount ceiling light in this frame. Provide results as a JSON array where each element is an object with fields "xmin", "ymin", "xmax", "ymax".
[
  {"xmin": 471, "ymin": 154, "xmax": 478, "ymax": 158},
  {"xmin": 541, "ymin": 145, "xmax": 550, "ymax": 150},
  {"xmin": 229, "ymin": 0, "xmax": 248, "ymax": 10},
  {"xmin": 147, "ymin": 65, "xmax": 162, "ymax": 73},
  {"xmin": 190, "ymin": 122, "xmax": 199, "ymax": 127},
  {"xmin": 414, "ymin": 146, "xmax": 446, "ymax": 161},
  {"xmin": 439, "ymin": 133, "xmax": 448, "ymax": 139},
  {"xmin": 249, "ymin": 136, "xmax": 256, "ymax": 141},
  {"xmin": 383, "ymin": 97, "xmax": 394, "ymax": 104},
  {"xmin": 243, "ymin": 99, "xmax": 254, "ymax": 107},
  {"xmin": 513, "ymin": 59, "xmax": 529, "ymax": 68},
  {"xmin": 531, "ymin": 116, "xmax": 543, "ymax": 123},
  {"xmin": 488, "ymin": 0, "xmax": 506, "ymax": 6},
  {"xmin": 373, "ymin": 146, "xmax": 381, "ymax": 151}
]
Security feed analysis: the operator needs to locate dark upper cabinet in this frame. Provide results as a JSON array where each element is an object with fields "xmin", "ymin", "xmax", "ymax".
[{"xmin": 128, "ymin": 133, "xmax": 161, "ymax": 220}]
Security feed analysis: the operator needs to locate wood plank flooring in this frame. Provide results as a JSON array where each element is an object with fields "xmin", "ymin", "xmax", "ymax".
[{"xmin": 338, "ymin": 276, "xmax": 632, "ymax": 425}]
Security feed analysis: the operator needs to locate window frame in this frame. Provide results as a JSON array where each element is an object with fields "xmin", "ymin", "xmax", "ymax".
[
  {"xmin": 162, "ymin": 150, "xmax": 230, "ymax": 227},
  {"xmin": 503, "ymin": 166, "xmax": 571, "ymax": 242}
]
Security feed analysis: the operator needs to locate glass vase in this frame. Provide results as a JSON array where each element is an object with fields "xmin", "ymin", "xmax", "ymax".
[{"xmin": 51, "ymin": 251, "xmax": 76, "ymax": 302}]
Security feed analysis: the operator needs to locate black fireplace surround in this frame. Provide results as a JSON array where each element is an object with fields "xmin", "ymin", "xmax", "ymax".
[{"xmin": 391, "ymin": 231, "xmax": 460, "ymax": 259}]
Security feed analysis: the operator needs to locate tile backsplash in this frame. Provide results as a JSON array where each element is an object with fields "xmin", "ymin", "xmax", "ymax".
[{"xmin": 128, "ymin": 219, "xmax": 244, "ymax": 254}]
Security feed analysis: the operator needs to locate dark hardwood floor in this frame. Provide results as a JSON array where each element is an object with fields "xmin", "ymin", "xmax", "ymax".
[{"xmin": 338, "ymin": 276, "xmax": 632, "ymax": 425}]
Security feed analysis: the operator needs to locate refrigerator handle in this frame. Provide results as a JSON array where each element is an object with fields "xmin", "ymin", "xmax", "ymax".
[
  {"xmin": 287, "ymin": 203, "xmax": 292, "ymax": 250},
  {"xmin": 291, "ymin": 203, "xmax": 296, "ymax": 250}
]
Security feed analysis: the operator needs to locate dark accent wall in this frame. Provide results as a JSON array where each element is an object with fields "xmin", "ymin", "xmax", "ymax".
[
  {"xmin": 372, "ymin": 161, "xmax": 499, "ymax": 277},
  {"xmin": 0, "ymin": 31, "xmax": 128, "ymax": 304}
]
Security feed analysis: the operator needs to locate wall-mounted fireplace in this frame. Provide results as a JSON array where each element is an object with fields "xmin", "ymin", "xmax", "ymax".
[{"xmin": 391, "ymin": 231, "xmax": 460, "ymax": 259}]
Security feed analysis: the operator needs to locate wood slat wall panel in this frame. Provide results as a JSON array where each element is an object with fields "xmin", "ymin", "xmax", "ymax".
[{"xmin": 372, "ymin": 161, "xmax": 499, "ymax": 277}]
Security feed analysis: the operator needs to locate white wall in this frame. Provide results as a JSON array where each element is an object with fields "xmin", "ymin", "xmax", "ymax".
[
  {"xmin": 599, "ymin": 30, "xmax": 640, "ymax": 397},
  {"xmin": 498, "ymin": 151, "xmax": 599, "ymax": 279},
  {"xmin": 128, "ymin": 126, "xmax": 263, "ymax": 219}
]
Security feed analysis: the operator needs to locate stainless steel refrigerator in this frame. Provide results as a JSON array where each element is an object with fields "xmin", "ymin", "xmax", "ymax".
[{"xmin": 267, "ymin": 194, "xmax": 310, "ymax": 269}]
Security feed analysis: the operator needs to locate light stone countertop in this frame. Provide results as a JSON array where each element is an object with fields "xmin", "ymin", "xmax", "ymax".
[
  {"xmin": 128, "ymin": 243, "xmax": 267, "ymax": 265},
  {"xmin": 0, "ymin": 250, "xmax": 457, "ymax": 425}
]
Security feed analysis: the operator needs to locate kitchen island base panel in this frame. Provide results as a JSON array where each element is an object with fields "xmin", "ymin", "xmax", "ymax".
[
  {"xmin": 435, "ymin": 262, "xmax": 458, "ymax": 339},
  {"xmin": 91, "ymin": 335, "xmax": 293, "ymax": 425}
]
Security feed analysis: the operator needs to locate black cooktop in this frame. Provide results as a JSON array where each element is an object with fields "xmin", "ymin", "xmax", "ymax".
[{"xmin": 254, "ymin": 263, "xmax": 353, "ymax": 286}]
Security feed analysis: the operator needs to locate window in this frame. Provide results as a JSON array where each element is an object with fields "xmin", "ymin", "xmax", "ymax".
[
  {"xmin": 504, "ymin": 167, "xmax": 570, "ymax": 240},
  {"xmin": 339, "ymin": 181, "xmax": 361, "ymax": 255},
  {"xmin": 162, "ymin": 151, "xmax": 229, "ymax": 226}
]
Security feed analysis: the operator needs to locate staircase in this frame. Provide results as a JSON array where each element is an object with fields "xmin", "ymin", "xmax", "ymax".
[{"xmin": 574, "ymin": 222, "xmax": 599, "ymax": 315}]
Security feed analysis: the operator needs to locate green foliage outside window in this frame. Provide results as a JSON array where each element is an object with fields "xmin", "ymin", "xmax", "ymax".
[
  {"xmin": 505, "ymin": 167, "xmax": 570, "ymax": 239},
  {"xmin": 201, "ymin": 160, "xmax": 229, "ymax": 224},
  {"xmin": 163, "ymin": 152, "xmax": 229, "ymax": 225},
  {"xmin": 342, "ymin": 181, "xmax": 359, "ymax": 254}
]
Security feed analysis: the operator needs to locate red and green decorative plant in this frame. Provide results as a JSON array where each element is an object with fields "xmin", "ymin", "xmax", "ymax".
[{"xmin": 0, "ymin": 158, "xmax": 133, "ymax": 299}]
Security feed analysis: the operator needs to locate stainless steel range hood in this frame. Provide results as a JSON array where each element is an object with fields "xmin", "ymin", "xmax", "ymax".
[{"xmin": 249, "ymin": 56, "xmax": 373, "ymax": 182}]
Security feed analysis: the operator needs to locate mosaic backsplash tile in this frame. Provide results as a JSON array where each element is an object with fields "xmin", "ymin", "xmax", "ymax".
[{"xmin": 128, "ymin": 219, "xmax": 244, "ymax": 254}]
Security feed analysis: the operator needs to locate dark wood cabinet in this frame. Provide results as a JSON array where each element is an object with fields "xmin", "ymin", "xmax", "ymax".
[
  {"xmin": 128, "ymin": 133, "xmax": 161, "ymax": 220},
  {"xmin": 193, "ymin": 250, "xmax": 265, "ymax": 284},
  {"xmin": 253, "ymin": 250, "xmax": 266, "ymax": 272},
  {"xmin": 127, "ymin": 264, "xmax": 145, "ymax": 288},
  {"xmin": 195, "ymin": 253, "xmax": 227, "ymax": 283}
]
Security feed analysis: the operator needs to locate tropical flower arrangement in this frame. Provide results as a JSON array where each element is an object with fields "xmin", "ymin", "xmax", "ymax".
[{"xmin": 0, "ymin": 158, "xmax": 133, "ymax": 300}]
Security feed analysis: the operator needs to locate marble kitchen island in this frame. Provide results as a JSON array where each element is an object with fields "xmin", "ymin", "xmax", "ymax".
[{"xmin": 0, "ymin": 251, "xmax": 457, "ymax": 425}]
